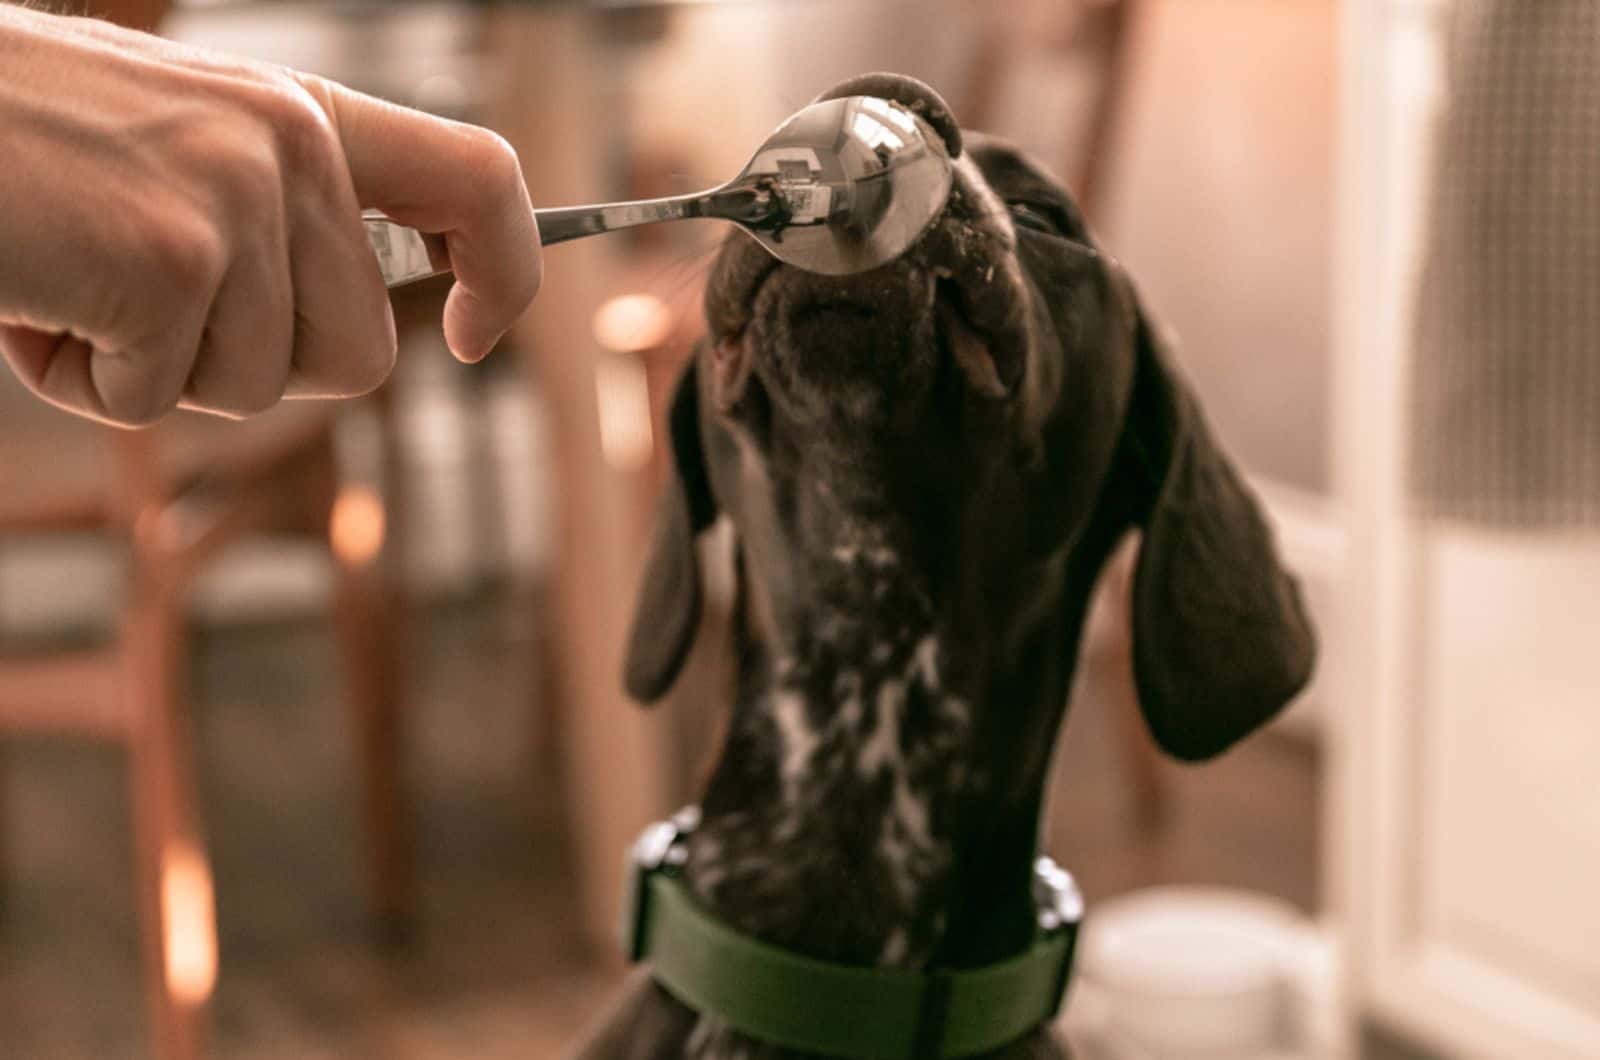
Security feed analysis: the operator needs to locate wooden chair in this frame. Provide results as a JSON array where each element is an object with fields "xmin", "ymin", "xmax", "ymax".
[
  {"xmin": 0, "ymin": 386, "xmax": 414, "ymax": 1060},
  {"xmin": 0, "ymin": 9, "xmax": 414, "ymax": 1060}
]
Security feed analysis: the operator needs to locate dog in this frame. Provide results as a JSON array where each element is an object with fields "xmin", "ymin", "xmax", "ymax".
[{"xmin": 573, "ymin": 73, "xmax": 1315, "ymax": 1060}]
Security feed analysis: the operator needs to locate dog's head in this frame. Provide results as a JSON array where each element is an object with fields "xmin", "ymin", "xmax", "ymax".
[{"xmin": 625, "ymin": 73, "xmax": 1313, "ymax": 771}]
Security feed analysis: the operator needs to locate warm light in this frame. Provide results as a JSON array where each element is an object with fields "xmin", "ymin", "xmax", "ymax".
[
  {"xmin": 594, "ymin": 353, "xmax": 655, "ymax": 473},
  {"xmin": 329, "ymin": 485, "xmax": 386, "ymax": 566},
  {"xmin": 161, "ymin": 840, "xmax": 217, "ymax": 1007},
  {"xmin": 592, "ymin": 293, "xmax": 674, "ymax": 354}
]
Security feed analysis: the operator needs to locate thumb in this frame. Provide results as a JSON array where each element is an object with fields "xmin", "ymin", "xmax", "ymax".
[{"xmin": 302, "ymin": 75, "xmax": 542, "ymax": 361}]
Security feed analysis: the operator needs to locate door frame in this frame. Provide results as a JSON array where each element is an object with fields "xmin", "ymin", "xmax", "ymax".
[{"xmin": 1332, "ymin": 1, "xmax": 1600, "ymax": 1056}]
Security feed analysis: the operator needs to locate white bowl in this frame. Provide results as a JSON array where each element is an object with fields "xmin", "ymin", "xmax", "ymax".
[{"xmin": 1076, "ymin": 887, "xmax": 1306, "ymax": 1058}]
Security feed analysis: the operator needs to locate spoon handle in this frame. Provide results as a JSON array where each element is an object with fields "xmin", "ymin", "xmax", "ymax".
[
  {"xmin": 536, "ymin": 195, "xmax": 701, "ymax": 246},
  {"xmin": 365, "ymin": 187, "xmax": 775, "ymax": 289},
  {"xmin": 363, "ymin": 212, "xmax": 449, "ymax": 289}
]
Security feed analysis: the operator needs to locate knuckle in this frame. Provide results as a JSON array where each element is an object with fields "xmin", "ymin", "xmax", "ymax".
[
  {"xmin": 255, "ymin": 80, "xmax": 341, "ymax": 184},
  {"xmin": 147, "ymin": 215, "xmax": 227, "ymax": 293},
  {"xmin": 463, "ymin": 127, "xmax": 524, "ymax": 192},
  {"xmin": 209, "ymin": 133, "xmax": 283, "ymax": 223}
]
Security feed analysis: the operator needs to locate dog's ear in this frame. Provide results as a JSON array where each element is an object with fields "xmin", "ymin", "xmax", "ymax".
[
  {"xmin": 1120, "ymin": 294, "xmax": 1316, "ymax": 761},
  {"xmin": 623, "ymin": 361, "xmax": 719, "ymax": 704}
]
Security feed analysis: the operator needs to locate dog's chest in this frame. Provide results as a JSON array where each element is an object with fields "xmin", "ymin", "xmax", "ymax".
[{"xmin": 685, "ymin": 543, "xmax": 973, "ymax": 975}]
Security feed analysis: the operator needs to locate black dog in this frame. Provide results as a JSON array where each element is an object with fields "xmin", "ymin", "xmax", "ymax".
[{"xmin": 575, "ymin": 73, "xmax": 1314, "ymax": 1060}]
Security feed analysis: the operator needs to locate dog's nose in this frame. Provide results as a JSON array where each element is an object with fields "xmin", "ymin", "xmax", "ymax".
[{"xmin": 811, "ymin": 73, "xmax": 962, "ymax": 159}]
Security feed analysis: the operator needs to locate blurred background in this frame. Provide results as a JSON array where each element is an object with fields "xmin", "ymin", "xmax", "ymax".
[{"xmin": 1, "ymin": 0, "xmax": 1595, "ymax": 1058}]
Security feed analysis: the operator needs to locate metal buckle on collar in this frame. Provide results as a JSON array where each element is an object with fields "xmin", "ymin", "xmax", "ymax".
[
  {"xmin": 1032, "ymin": 854, "xmax": 1085, "ymax": 1016},
  {"xmin": 622, "ymin": 805, "xmax": 698, "ymax": 961},
  {"xmin": 1033, "ymin": 854, "xmax": 1085, "ymax": 934}
]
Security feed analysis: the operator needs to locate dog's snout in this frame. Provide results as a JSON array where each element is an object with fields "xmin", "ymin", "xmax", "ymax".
[
  {"xmin": 763, "ymin": 267, "xmax": 939, "ymax": 409},
  {"xmin": 812, "ymin": 73, "xmax": 962, "ymax": 159}
]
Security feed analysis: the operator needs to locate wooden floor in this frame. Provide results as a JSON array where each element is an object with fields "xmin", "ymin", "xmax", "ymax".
[{"xmin": 0, "ymin": 589, "xmax": 1322, "ymax": 1059}]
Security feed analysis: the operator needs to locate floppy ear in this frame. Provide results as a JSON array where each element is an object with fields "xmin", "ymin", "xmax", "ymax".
[
  {"xmin": 623, "ymin": 360, "xmax": 719, "ymax": 704},
  {"xmin": 1120, "ymin": 299, "xmax": 1316, "ymax": 761}
]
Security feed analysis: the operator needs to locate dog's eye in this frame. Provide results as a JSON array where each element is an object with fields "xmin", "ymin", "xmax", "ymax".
[{"xmin": 1007, "ymin": 201, "xmax": 1060, "ymax": 235}]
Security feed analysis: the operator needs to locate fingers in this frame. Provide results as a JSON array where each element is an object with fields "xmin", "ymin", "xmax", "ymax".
[
  {"xmin": 284, "ymin": 182, "xmax": 398, "ymax": 399},
  {"xmin": 178, "ymin": 241, "xmax": 293, "ymax": 418},
  {"xmin": 0, "ymin": 218, "xmax": 389, "ymax": 426},
  {"xmin": 0, "ymin": 316, "xmax": 203, "ymax": 429},
  {"xmin": 0, "ymin": 328, "xmax": 104, "ymax": 419},
  {"xmin": 0, "ymin": 209, "xmax": 215, "ymax": 425},
  {"xmin": 174, "ymin": 77, "xmax": 395, "ymax": 409},
  {"xmin": 305, "ymin": 75, "xmax": 542, "ymax": 362}
]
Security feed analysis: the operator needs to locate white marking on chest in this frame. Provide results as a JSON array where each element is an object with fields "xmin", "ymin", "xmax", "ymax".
[
  {"xmin": 831, "ymin": 541, "xmax": 900, "ymax": 569},
  {"xmin": 853, "ymin": 635, "xmax": 969, "ymax": 908},
  {"xmin": 857, "ymin": 678, "xmax": 904, "ymax": 777},
  {"xmin": 880, "ymin": 929, "xmax": 910, "ymax": 965},
  {"xmin": 764, "ymin": 626, "xmax": 972, "ymax": 932},
  {"xmin": 912, "ymin": 635, "xmax": 941, "ymax": 686},
  {"xmin": 772, "ymin": 688, "xmax": 819, "ymax": 796}
]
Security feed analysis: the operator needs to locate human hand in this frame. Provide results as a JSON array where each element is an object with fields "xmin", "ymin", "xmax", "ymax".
[{"xmin": 0, "ymin": 4, "xmax": 542, "ymax": 426}]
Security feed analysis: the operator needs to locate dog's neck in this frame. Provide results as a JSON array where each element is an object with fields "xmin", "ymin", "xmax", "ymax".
[{"xmin": 685, "ymin": 522, "xmax": 987, "ymax": 971}]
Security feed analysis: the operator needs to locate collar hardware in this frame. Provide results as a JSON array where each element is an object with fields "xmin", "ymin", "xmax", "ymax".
[{"xmin": 620, "ymin": 806, "xmax": 1083, "ymax": 1060}]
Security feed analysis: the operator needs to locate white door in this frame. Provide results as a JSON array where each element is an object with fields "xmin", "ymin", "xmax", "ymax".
[{"xmin": 1334, "ymin": 1, "xmax": 1600, "ymax": 1057}]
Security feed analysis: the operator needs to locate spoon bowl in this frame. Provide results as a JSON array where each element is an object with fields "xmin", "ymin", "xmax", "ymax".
[
  {"xmin": 365, "ymin": 95, "xmax": 956, "ymax": 286},
  {"xmin": 719, "ymin": 94, "xmax": 955, "ymax": 275}
]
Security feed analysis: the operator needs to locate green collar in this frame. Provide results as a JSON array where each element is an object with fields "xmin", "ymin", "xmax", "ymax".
[{"xmin": 621, "ymin": 808, "xmax": 1083, "ymax": 1060}]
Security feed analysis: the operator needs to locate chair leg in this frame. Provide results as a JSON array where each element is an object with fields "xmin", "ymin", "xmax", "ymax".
[
  {"xmin": 331, "ymin": 540, "xmax": 416, "ymax": 939},
  {"xmin": 125, "ymin": 586, "xmax": 212, "ymax": 1060}
]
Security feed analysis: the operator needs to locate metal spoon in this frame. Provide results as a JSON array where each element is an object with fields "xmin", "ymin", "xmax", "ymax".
[{"xmin": 364, "ymin": 94, "xmax": 955, "ymax": 286}]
